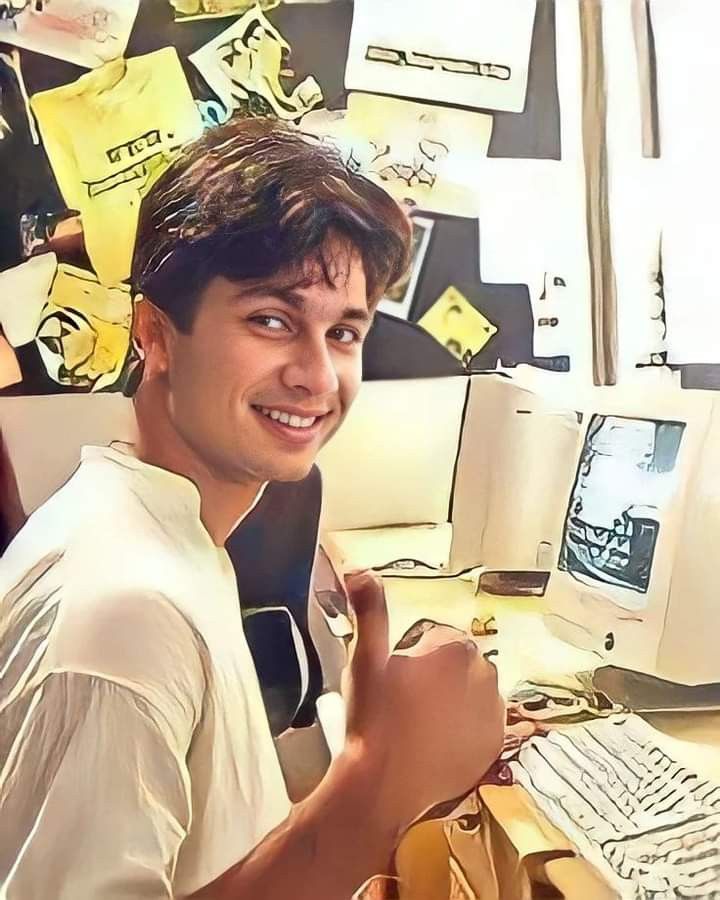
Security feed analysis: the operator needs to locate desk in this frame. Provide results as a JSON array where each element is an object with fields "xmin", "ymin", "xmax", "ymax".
[{"xmin": 382, "ymin": 575, "xmax": 720, "ymax": 898}]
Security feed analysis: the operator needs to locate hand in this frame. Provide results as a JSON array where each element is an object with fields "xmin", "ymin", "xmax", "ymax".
[{"xmin": 342, "ymin": 572, "xmax": 505, "ymax": 832}]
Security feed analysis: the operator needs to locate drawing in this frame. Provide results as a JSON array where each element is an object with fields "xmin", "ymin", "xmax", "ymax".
[
  {"xmin": 31, "ymin": 48, "xmax": 203, "ymax": 284},
  {"xmin": 377, "ymin": 216, "xmax": 433, "ymax": 320},
  {"xmin": 559, "ymin": 415, "xmax": 685, "ymax": 595},
  {"xmin": 189, "ymin": 8, "xmax": 323, "ymax": 123},
  {"xmin": 417, "ymin": 286, "xmax": 497, "ymax": 366},
  {"xmin": 365, "ymin": 46, "xmax": 511, "ymax": 82},
  {"xmin": 345, "ymin": 0, "xmax": 536, "ymax": 112},
  {"xmin": 302, "ymin": 94, "xmax": 493, "ymax": 217},
  {"xmin": 169, "ymin": 0, "xmax": 278, "ymax": 22},
  {"xmin": 0, "ymin": 0, "xmax": 139, "ymax": 69},
  {"xmin": 35, "ymin": 265, "xmax": 133, "ymax": 391},
  {"xmin": 0, "ymin": 256, "xmax": 134, "ymax": 392}
]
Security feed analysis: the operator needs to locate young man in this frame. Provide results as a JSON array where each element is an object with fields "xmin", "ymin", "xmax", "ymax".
[{"xmin": 0, "ymin": 118, "xmax": 504, "ymax": 898}]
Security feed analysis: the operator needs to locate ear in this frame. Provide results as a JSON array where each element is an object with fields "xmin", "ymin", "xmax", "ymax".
[{"xmin": 132, "ymin": 296, "xmax": 174, "ymax": 380}]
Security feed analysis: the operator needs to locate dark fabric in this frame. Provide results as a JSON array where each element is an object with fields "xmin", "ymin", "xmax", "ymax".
[{"xmin": 226, "ymin": 465, "xmax": 323, "ymax": 733}]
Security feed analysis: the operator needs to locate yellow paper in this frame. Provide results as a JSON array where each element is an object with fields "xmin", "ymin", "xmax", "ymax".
[
  {"xmin": 36, "ymin": 265, "xmax": 133, "ymax": 392},
  {"xmin": 169, "ymin": 0, "xmax": 278, "ymax": 21},
  {"xmin": 418, "ymin": 286, "xmax": 497, "ymax": 363},
  {"xmin": 31, "ymin": 48, "xmax": 203, "ymax": 284}
]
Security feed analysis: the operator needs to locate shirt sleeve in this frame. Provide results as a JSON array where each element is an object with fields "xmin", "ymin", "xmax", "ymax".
[{"xmin": 0, "ymin": 591, "xmax": 207, "ymax": 899}]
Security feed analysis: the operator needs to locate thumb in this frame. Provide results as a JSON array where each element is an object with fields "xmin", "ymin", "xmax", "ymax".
[{"xmin": 344, "ymin": 571, "xmax": 389, "ymax": 731}]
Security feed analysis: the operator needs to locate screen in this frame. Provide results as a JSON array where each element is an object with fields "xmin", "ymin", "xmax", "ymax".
[{"xmin": 559, "ymin": 415, "xmax": 685, "ymax": 595}]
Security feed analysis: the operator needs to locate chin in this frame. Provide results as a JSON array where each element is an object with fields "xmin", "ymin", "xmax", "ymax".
[{"xmin": 270, "ymin": 460, "xmax": 316, "ymax": 483}]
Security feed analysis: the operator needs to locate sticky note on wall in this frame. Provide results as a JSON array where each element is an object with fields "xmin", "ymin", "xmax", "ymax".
[{"xmin": 418, "ymin": 286, "xmax": 497, "ymax": 364}]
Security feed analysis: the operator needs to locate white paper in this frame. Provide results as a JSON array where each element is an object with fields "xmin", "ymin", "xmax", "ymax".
[
  {"xmin": 189, "ymin": 7, "xmax": 323, "ymax": 121},
  {"xmin": 472, "ymin": 2, "xmax": 589, "ymax": 363},
  {"xmin": 345, "ymin": 0, "xmax": 536, "ymax": 113},
  {"xmin": 302, "ymin": 93, "xmax": 493, "ymax": 217},
  {"xmin": 650, "ymin": 0, "xmax": 720, "ymax": 364},
  {"xmin": 0, "ymin": 253, "xmax": 57, "ymax": 347},
  {"xmin": 0, "ymin": 0, "xmax": 139, "ymax": 70},
  {"xmin": 475, "ymin": 159, "xmax": 582, "ymax": 358}
]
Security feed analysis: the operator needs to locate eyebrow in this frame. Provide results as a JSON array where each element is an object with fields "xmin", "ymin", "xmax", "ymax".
[{"xmin": 234, "ymin": 286, "xmax": 372, "ymax": 324}]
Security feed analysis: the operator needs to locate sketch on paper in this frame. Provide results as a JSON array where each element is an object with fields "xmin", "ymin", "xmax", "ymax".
[
  {"xmin": 417, "ymin": 285, "xmax": 497, "ymax": 366},
  {"xmin": 31, "ymin": 48, "xmax": 203, "ymax": 284},
  {"xmin": 190, "ymin": 8, "xmax": 323, "ymax": 122},
  {"xmin": 559, "ymin": 415, "xmax": 685, "ymax": 595},
  {"xmin": 364, "ymin": 46, "xmax": 511, "ymax": 82},
  {"xmin": 0, "ymin": 0, "xmax": 139, "ymax": 70},
  {"xmin": 169, "ymin": 0, "xmax": 278, "ymax": 22},
  {"xmin": 345, "ymin": 0, "xmax": 536, "ymax": 112},
  {"xmin": 377, "ymin": 217, "xmax": 433, "ymax": 320},
  {"xmin": 36, "ymin": 265, "xmax": 133, "ymax": 392},
  {"xmin": 512, "ymin": 715, "xmax": 720, "ymax": 898},
  {"xmin": 0, "ymin": 256, "xmax": 135, "ymax": 392},
  {"xmin": 302, "ymin": 95, "xmax": 492, "ymax": 217}
]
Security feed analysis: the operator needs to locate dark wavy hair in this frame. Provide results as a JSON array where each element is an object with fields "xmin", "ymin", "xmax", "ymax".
[{"xmin": 131, "ymin": 116, "xmax": 412, "ymax": 332}]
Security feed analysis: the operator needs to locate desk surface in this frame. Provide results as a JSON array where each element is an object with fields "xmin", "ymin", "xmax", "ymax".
[
  {"xmin": 382, "ymin": 574, "xmax": 720, "ymax": 780},
  {"xmin": 383, "ymin": 575, "xmax": 720, "ymax": 896}
]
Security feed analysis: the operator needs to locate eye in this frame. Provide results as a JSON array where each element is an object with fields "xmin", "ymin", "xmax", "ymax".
[
  {"xmin": 249, "ymin": 314, "xmax": 290, "ymax": 332},
  {"xmin": 329, "ymin": 326, "xmax": 361, "ymax": 345}
]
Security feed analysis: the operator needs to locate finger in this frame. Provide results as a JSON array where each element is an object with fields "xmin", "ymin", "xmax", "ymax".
[{"xmin": 345, "ymin": 571, "xmax": 389, "ymax": 723}]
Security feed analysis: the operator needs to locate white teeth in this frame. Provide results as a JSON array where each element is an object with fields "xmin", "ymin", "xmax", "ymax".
[{"xmin": 257, "ymin": 406, "xmax": 318, "ymax": 429}]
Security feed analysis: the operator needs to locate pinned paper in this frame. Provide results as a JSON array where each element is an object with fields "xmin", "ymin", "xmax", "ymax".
[
  {"xmin": 169, "ymin": 0, "xmax": 278, "ymax": 22},
  {"xmin": 0, "ymin": 254, "xmax": 59, "ymax": 349},
  {"xmin": 378, "ymin": 216, "xmax": 433, "ymax": 320},
  {"xmin": 31, "ymin": 48, "xmax": 203, "ymax": 285},
  {"xmin": 417, "ymin": 286, "xmax": 497, "ymax": 364},
  {"xmin": 36, "ymin": 265, "xmax": 133, "ymax": 392},
  {"xmin": 190, "ymin": 8, "xmax": 323, "ymax": 122},
  {"xmin": 0, "ymin": 256, "xmax": 134, "ymax": 391},
  {"xmin": 0, "ymin": 0, "xmax": 139, "ymax": 70},
  {"xmin": 302, "ymin": 94, "xmax": 493, "ymax": 216},
  {"xmin": 345, "ymin": 0, "xmax": 536, "ymax": 113}
]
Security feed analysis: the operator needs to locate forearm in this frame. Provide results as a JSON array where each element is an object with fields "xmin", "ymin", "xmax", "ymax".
[{"xmin": 190, "ymin": 743, "xmax": 402, "ymax": 900}]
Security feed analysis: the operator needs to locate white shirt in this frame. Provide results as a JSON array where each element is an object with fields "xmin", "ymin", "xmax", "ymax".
[{"xmin": 0, "ymin": 445, "xmax": 291, "ymax": 898}]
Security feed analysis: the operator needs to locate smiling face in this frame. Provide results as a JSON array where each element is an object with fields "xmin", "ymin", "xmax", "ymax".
[{"xmin": 155, "ymin": 235, "xmax": 371, "ymax": 486}]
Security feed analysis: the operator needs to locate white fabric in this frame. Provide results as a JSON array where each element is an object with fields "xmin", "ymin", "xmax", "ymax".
[{"xmin": 0, "ymin": 445, "xmax": 290, "ymax": 898}]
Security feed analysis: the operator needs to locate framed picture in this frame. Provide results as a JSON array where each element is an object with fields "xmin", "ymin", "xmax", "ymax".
[{"xmin": 377, "ymin": 216, "xmax": 434, "ymax": 320}]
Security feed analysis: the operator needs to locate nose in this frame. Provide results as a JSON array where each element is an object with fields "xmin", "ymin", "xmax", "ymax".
[{"xmin": 281, "ymin": 334, "xmax": 340, "ymax": 397}]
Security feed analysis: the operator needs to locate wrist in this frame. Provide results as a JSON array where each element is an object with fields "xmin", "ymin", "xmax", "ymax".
[{"xmin": 335, "ymin": 738, "xmax": 409, "ymax": 842}]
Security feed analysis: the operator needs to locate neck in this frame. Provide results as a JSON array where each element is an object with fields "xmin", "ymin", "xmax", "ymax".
[{"xmin": 133, "ymin": 383, "xmax": 263, "ymax": 546}]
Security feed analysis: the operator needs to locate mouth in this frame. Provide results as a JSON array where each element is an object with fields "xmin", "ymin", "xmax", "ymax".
[{"xmin": 252, "ymin": 404, "xmax": 329, "ymax": 446}]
